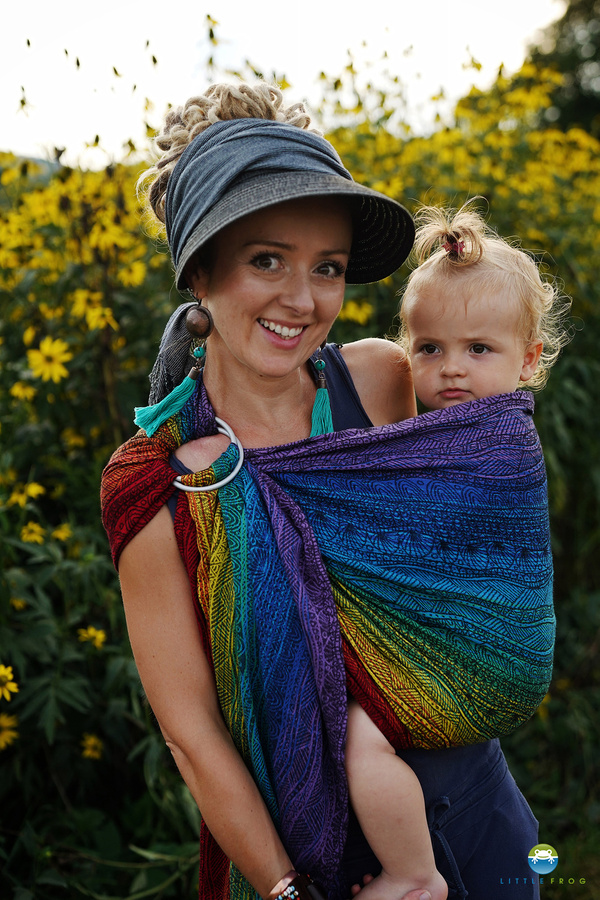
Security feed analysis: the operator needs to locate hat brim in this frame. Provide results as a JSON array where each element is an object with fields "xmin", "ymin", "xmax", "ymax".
[{"xmin": 175, "ymin": 171, "xmax": 414, "ymax": 288}]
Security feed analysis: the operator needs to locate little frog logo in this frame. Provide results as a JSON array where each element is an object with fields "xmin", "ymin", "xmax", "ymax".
[{"xmin": 528, "ymin": 844, "xmax": 559, "ymax": 874}]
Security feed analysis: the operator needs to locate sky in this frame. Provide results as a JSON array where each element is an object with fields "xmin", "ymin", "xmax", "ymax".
[{"xmin": 2, "ymin": 0, "xmax": 566, "ymax": 168}]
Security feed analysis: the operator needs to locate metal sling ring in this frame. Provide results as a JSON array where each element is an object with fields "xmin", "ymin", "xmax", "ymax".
[{"xmin": 172, "ymin": 417, "xmax": 245, "ymax": 493}]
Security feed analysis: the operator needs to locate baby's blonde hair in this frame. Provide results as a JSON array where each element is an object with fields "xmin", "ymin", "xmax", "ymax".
[
  {"xmin": 138, "ymin": 82, "xmax": 317, "ymax": 226},
  {"xmin": 398, "ymin": 202, "xmax": 571, "ymax": 389}
]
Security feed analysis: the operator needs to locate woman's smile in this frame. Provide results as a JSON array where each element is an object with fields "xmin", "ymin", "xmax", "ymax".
[{"xmin": 257, "ymin": 318, "xmax": 306, "ymax": 340}]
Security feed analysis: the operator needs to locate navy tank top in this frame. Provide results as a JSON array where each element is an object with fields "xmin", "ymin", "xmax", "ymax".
[{"xmin": 310, "ymin": 343, "xmax": 372, "ymax": 431}]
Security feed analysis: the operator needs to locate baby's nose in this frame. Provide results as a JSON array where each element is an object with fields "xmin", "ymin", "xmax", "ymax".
[{"xmin": 441, "ymin": 353, "xmax": 466, "ymax": 375}]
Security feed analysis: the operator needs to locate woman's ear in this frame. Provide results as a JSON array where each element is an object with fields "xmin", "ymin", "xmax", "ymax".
[
  {"xmin": 184, "ymin": 242, "xmax": 214, "ymax": 296},
  {"xmin": 185, "ymin": 264, "xmax": 210, "ymax": 297},
  {"xmin": 520, "ymin": 340, "xmax": 543, "ymax": 382}
]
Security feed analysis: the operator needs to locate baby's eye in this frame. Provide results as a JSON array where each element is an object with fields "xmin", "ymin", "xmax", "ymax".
[
  {"xmin": 470, "ymin": 343, "xmax": 490, "ymax": 354},
  {"xmin": 418, "ymin": 343, "xmax": 439, "ymax": 355}
]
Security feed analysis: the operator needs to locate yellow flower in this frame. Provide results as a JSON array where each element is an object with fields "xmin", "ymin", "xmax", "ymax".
[
  {"xmin": 1, "ymin": 166, "xmax": 21, "ymax": 186},
  {"xmin": 84, "ymin": 306, "xmax": 119, "ymax": 331},
  {"xmin": 20, "ymin": 521, "xmax": 46, "ymax": 544},
  {"xmin": 338, "ymin": 300, "xmax": 374, "ymax": 326},
  {"xmin": 0, "ymin": 666, "xmax": 19, "ymax": 702},
  {"xmin": 118, "ymin": 260, "xmax": 146, "ymax": 287},
  {"xmin": 8, "ymin": 488, "xmax": 28, "ymax": 508},
  {"xmin": 0, "ymin": 468, "xmax": 18, "ymax": 487},
  {"xmin": 70, "ymin": 289, "xmax": 104, "ymax": 318},
  {"xmin": 77, "ymin": 626, "xmax": 107, "ymax": 650},
  {"xmin": 39, "ymin": 302, "xmax": 64, "ymax": 320},
  {"xmin": 81, "ymin": 733, "xmax": 103, "ymax": 759},
  {"xmin": 25, "ymin": 482, "xmax": 45, "ymax": 498},
  {"xmin": 22, "ymin": 326, "xmax": 37, "ymax": 346},
  {"xmin": 0, "ymin": 713, "xmax": 19, "ymax": 750},
  {"xmin": 62, "ymin": 428, "xmax": 86, "ymax": 450},
  {"xmin": 51, "ymin": 523, "xmax": 72, "ymax": 542},
  {"xmin": 8, "ymin": 482, "xmax": 45, "ymax": 507},
  {"xmin": 27, "ymin": 336, "xmax": 73, "ymax": 383},
  {"xmin": 10, "ymin": 598, "xmax": 27, "ymax": 611},
  {"xmin": 10, "ymin": 381, "xmax": 37, "ymax": 401},
  {"xmin": 69, "ymin": 289, "xmax": 118, "ymax": 331}
]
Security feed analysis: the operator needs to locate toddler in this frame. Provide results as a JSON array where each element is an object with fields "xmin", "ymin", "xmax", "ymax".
[{"xmin": 344, "ymin": 202, "xmax": 570, "ymax": 900}]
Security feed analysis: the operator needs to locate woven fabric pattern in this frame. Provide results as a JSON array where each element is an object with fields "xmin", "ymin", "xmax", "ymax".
[{"xmin": 101, "ymin": 387, "xmax": 554, "ymax": 899}]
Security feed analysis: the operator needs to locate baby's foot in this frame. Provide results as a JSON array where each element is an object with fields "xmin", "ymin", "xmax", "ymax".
[
  {"xmin": 351, "ymin": 889, "xmax": 431, "ymax": 900},
  {"xmin": 350, "ymin": 868, "xmax": 447, "ymax": 900}
]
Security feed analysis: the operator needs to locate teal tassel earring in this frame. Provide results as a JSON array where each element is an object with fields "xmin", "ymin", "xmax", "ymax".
[
  {"xmin": 310, "ymin": 342, "xmax": 334, "ymax": 437},
  {"xmin": 134, "ymin": 302, "xmax": 213, "ymax": 436}
]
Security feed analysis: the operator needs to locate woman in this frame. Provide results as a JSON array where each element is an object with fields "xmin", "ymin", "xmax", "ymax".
[{"xmin": 102, "ymin": 83, "xmax": 547, "ymax": 900}]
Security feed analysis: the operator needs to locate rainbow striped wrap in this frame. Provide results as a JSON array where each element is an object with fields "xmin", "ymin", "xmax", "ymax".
[{"xmin": 101, "ymin": 387, "xmax": 554, "ymax": 898}]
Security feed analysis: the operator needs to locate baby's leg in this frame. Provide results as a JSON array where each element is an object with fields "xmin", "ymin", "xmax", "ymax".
[{"xmin": 345, "ymin": 701, "xmax": 447, "ymax": 900}]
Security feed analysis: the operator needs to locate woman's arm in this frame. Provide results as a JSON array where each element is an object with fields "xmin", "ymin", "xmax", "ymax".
[
  {"xmin": 340, "ymin": 339, "xmax": 416, "ymax": 426},
  {"xmin": 119, "ymin": 506, "xmax": 293, "ymax": 898}
]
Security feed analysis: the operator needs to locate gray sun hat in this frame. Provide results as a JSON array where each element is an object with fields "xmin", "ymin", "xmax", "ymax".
[{"xmin": 165, "ymin": 118, "xmax": 415, "ymax": 288}]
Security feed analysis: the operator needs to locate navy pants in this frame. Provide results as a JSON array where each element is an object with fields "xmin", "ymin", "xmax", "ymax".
[{"xmin": 336, "ymin": 739, "xmax": 540, "ymax": 899}]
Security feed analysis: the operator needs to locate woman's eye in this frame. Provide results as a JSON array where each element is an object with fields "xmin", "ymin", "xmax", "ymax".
[
  {"xmin": 470, "ymin": 344, "xmax": 490, "ymax": 354},
  {"xmin": 315, "ymin": 260, "xmax": 346, "ymax": 278},
  {"xmin": 250, "ymin": 253, "xmax": 281, "ymax": 271}
]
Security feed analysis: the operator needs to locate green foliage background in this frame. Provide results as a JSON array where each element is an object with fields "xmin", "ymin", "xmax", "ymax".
[{"xmin": 1, "ymin": 28, "xmax": 599, "ymax": 900}]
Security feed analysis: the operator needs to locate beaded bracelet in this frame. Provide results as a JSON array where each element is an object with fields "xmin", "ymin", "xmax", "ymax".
[
  {"xmin": 275, "ymin": 883, "xmax": 300, "ymax": 900},
  {"xmin": 270, "ymin": 872, "xmax": 327, "ymax": 900}
]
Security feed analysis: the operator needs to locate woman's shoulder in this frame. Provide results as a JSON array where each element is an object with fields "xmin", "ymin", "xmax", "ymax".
[
  {"xmin": 101, "ymin": 427, "xmax": 185, "ymax": 568},
  {"xmin": 339, "ymin": 338, "xmax": 416, "ymax": 425}
]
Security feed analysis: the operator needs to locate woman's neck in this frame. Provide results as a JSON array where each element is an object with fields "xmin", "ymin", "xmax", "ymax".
[{"xmin": 202, "ymin": 356, "xmax": 316, "ymax": 449}]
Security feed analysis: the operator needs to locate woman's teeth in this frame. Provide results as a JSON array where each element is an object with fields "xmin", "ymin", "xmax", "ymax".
[{"xmin": 258, "ymin": 319, "xmax": 304, "ymax": 339}]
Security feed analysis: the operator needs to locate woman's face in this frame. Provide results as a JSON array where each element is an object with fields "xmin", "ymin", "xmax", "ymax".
[{"xmin": 188, "ymin": 197, "xmax": 352, "ymax": 380}]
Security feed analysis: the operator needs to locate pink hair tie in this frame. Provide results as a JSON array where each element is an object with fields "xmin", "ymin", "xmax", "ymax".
[{"xmin": 443, "ymin": 239, "xmax": 465, "ymax": 256}]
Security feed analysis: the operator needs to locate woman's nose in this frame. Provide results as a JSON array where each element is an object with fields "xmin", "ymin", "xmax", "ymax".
[{"xmin": 280, "ymin": 271, "xmax": 316, "ymax": 314}]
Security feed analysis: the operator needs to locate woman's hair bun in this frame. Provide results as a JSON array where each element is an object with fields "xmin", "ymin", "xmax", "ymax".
[{"xmin": 139, "ymin": 82, "xmax": 317, "ymax": 224}]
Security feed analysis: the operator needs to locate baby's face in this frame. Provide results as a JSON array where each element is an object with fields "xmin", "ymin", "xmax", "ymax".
[{"xmin": 404, "ymin": 287, "xmax": 542, "ymax": 410}]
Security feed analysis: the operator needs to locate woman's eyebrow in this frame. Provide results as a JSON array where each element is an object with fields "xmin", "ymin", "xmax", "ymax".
[
  {"xmin": 242, "ymin": 239, "xmax": 295, "ymax": 249},
  {"xmin": 242, "ymin": 239, "xmax": 350, "ymax": 255}
]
